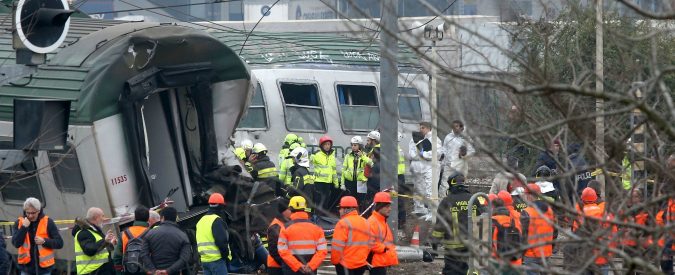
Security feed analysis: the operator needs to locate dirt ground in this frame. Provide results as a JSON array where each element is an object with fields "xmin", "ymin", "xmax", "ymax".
[{"xmin": 390, "ymin": 260, "xmax": 444, "ymax": 274}]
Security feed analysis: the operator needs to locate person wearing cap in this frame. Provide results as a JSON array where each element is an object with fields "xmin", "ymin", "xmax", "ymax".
[
  {"xmin": 289, "ymin": 147, "xmax": 315, "ymax": 205},
  {"xmin": 267, "ymin": 198, "xmax": 292, "ymax": 275},
  {"xmin": 196, "ymin": 193, "xmax": 230, "ymax": 275},
  {"xmin": 572, "ymin": 188, "xmax": 616, "ymax": 275},
  {"xmin": 280, "ymin": 143, "xmax": 301, "ymax": 186},
  {"xmin": 312, "ymin": 135, "xmax": 339, "ymax": 212},
  {"xmin": 497, "ymin": 191, "xmax": 521, "ymax": 228},
  {"xmin": 331, "ymin": 196, "xmax": 370, "ymax": 275},
  {"xmin": 441, "ymin": 120, "xmax": 475, "ymax": 194},
  {"xmin": 520, "ymin": 184, "xmax": 556, "ymax": 275},
  {"xmin": 279, "ymin": 134, "xmax": 299, "ymax": 164},
  {"xmin": 367, "ymin": 192, "xmax": 398, "ymax": 275},
  {"xmin": 431, "ymin": 174, "xmax": 480, "ymax": 274},
  {"xmin": 343, "ymin": 136, "xmax": 373, "ymax": 211},
  {"xmin": 278, "ymin": 196, "xmax": 327, "ymax": 275},
  {"xmin": 409, "ymin": 122, "xmax": 443, "ymax": 216},
  {"xmin": 13, "ymin": 197, "xmax": 64, "ymax": 275}
]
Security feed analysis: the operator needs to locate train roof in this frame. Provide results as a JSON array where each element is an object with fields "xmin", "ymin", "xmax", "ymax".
[{"xmin": 0, "ymin": 15, "xmax": 421, "ymax": 124}]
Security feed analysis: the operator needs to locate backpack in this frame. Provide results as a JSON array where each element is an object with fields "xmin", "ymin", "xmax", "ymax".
[
  {"xmin": 123, "ymin": 228, "xmax": 149, "ymax": 273},
  {"xmin": 493, "ymin": 218, "xmax": 521, "ymax": 261}
]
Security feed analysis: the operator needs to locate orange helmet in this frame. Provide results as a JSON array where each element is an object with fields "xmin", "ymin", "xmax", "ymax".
[
  {"xmin": 581, "ymin": 187, "xmax": 598, "ymax": 203},
  {"xmin": 339, "ymin": 196, "xmax": 358, "ymax": 208},
  {"xmin": 319, "ymin": 135, "xmax": 333, "ymax": 146},
  {"xmin": 497, "ymin": 190, "xmax": 513, "ymax": 206},
  {"xmin": 373, "ymin": 192, "xmax": 392, "ymax": 203},
  {"xmin": 526, "ymin": 183, "xmax": 541, "ymax": 194},
  {"xmin": 488, "ymin": 193, "xmax": 498, "ymax": 202},
  {"xmin": 208, "ymin": 193, "xmax": 226, "ymax": 205}
]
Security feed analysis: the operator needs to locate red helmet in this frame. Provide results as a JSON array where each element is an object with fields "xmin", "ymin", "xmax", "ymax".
[
  {"xmin": 319, "ymin": 135, "xmax": 333, "ymax": 146},
  {"xmin": 208, "ymin": 193, "xmax": 226, "ymax": 205},
  {"xmin": 373, "ymin": 192, "xmax": 392, "ymax": 203},
  {"xmin": 526, "ymin": 183, "xmax": 541, "ymax": 194},
  {"xmin": 488, "ymin": 194, "xmax": 498, "ymax": 202},
  {"xmin": 497, "ymin": 190, "xmax": 513, "ymax": 206},
  {"xmin": 339, "ymin": 196, "xmax": 358, "ymax": 208},
  {"xmin": 581, "ymin": 187, "xmax": 598, "ymax": 203}
]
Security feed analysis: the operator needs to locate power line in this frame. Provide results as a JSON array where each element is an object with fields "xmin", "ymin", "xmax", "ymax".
[
  {"xmin": 239, "ymin": 0, "xmax": 281, "ymax": 55},
  {"xmin": 399, "ymin": 0, "xmax": 458, "ymax": 33}
]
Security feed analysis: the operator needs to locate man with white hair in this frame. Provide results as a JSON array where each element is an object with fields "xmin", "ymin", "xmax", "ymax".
[
  {"xmin": 72, "ymin": 207, "xmax": 117, "ymax": 275},
  {"xmin": 148, "ymin": 210, "xmax": 161, "ymax": 228},
  {"xmin": 11, "ymin": 197, "xmax": 63, "ymax": 275}
]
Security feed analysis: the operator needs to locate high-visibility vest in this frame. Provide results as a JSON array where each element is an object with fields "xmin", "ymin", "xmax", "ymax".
[
  {"xmin": 522, "ymin": 206, "xmax": 554, "ymax": 258},
  {"xmin": 656, "ymin": 199, "xmax": 675, "ymax": 250},
  {"xmin": 342, "ymin": 152, "xmax": 371, "ymax": 182},
  {"xmin": 254, "ymin": 160, "xmax": 278, "ymax": 179},
  {"xmin": 75, "ymin": 229, "xmax": 109, "ymax": 274},
  {"xmin": 312, "ymin": 150, "xmax": 337, "ymax": 185},
  {"xmin": 621, "ymin": 211, "xmax": 649, "ymax": 247},
  {"xmin": 279, "ymin": 158, "xmax": 294, "ymax": 185},
  {"xmin": 278, "ymin": 148, "xmax": 290, "ymax": 165},
  {"xmin": 367, "ymin": 211, "xmax": 398, "ymax": 267},
  {"xmin": 331, "ymin": 211, "xmax": 370, "ymax": 269},
  {"xmin": 121, "ymin": 225, "xmax": 148, "ymax": 253},
  {"xmin": 575, "ymin": 203, "xmax": 616, "ymax": 265},
  {"xmin": 491, "ymin": 213, "xmax": 522, "ymax": 265},
  {"xmin": 397, "ymin": 146, "xmax": 406, "ymax": 175},
  {"xmin": 278, "ymin": 212, "xmax": 327, "ymax": 272},
  {"xmin": 196, "ymin": 214, "xmax": 222, "ymax": 263},
  {"xmin": 17, "ymin": 216, "xmax": 55, "ymax": 268},
  {"xmin": 266, "ymin": 218, "xmax": 285, "ymax": 268}
]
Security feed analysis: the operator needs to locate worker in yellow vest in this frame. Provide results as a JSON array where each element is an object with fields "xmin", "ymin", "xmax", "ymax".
[
  {"xmin": 72, "ymin": 207, "xmax": 117, "ymax": 275},
  {"xmin": 196, "ymin": 193, "xmax": 230, "ymax": 275},
  {"xmin": 312, "ymin": 135, "xmax": 339, "ymax": 212},
  {"xmin": 11, "ymin": 197, "xmax": 63, "ymax": 274}
]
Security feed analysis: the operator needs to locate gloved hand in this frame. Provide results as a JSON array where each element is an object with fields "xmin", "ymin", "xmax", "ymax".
[{"xmin": 340, "ymin": 184, "xmax": 346, "ymax": 191}]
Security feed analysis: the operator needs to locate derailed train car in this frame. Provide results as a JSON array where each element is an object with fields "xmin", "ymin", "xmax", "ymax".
[{"xmin": 0, "ymin": 16, "xmax": 279, "ymax": 270}]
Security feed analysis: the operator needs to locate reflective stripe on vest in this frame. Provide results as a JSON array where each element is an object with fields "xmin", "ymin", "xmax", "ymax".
[
  {"xmin": 196, "ymin": 214, "xmax": 222, "ymax": 263},
  {"xmin": 523, "ymin": 207, "xmax": 554, "ymax": 257},
  {"xmin": 17, "ymin": 215, "xmax": 55, "ymax": 268},
  {"xmin": 313, "ymin": 151, "xmax": 336, "ymax": 183},
  {"xmin": 279, "ymin": 158, "xmax": 294, "ymax": 185},
  {"xmin": 342, "ymin": 153, "xmax": 370, "ymax": 182},
  {"xmin": 258, "ymin": 167, "xmax": 279, "ymax": 179},
  {"xmin": 398, "ymin": 146, "xmax": 406, "ymax": 175},
  {"xmin": 75, "ymin": 229, "xmax": 109, "ymax": 274}
]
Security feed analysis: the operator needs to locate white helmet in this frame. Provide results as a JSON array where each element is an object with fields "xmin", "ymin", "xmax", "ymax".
[
  {"xmin": 241, "ymin": 139, "xmax": 253, "ymax": 150},
  {"xmin": 367, "ymin": 130, "xmax": 380, "ymax": 142},
  {"xmin": 397, "ymin": 132, "xmax": 404, "ymax": 142},
  {"xmin": 290, "ymin": 147, "xmax": 309, "ymax": 167},
  {"xmin": 350, "ymin": 136, "xmax": 363, "ymax": 144},
  {"xmin": 252, "ymin": 143, "xmax": 267, "ymax": 154}
]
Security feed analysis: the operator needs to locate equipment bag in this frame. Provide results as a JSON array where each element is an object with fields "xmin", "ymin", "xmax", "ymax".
[
  {"xmin": 493, "ymin": 218, "xmax": 521, "ymax": 261},
  {"xmin": 123, "ymin": 228, "xmax": 149, "ymax": 273}
]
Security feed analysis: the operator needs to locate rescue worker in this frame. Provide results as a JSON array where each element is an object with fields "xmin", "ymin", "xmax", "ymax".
[
  {"xmin": 140, "ymin": 207, "xmax": 191, "ymax": 275},
  {"xmin": 490, "ymin": 199, "xmax": 522, "ymax": 274},
  {"xmin": 409, "ymin": 122, "xmax": 442, "ymax": 219},
  {"xmin": 241, "ymin": 139, "xmax": 254, "ymax": 160},
  {"xmin": 280, "ymin": 143, "xmax": 301, "ymax": 186},
  {"xmin": 656, "ymin": 196, "xmax": 674, "ymax": 274},
  {"xmin": 113, "ymin": 206, "xmax": 149, "ymax": 274},
  {"xmin": 289, "ymin": 147, "xmax": 314, "ymax": 206},
  {"xmin": 72, "ymin": 207, "xmax": 117, "ymax": 275},
  {"xmin": 278, "ymin": 196, "xmax": 327, "ymax": 275},
  {"xmin": 11, "ymin": 197, "xmax": 64, "ymax": 275},
  {"xmin": 267, "ymin": 199, "xmax": 292, "ymax": 275},
  {"xmin": 364, "ymin": 131, "xmax": 382, "ymax": 215},
  {"xmin": 342, "ymin": 136, "xmax": 373, "ymax": 208},
  {"xmin": 620, "ymin": 188, "xmax": 651, "ymax": 275},
  {"xmin": 331, "ymin": 196, "xmax": 370, "ymax": 275},
  {"xmin": 196, "ymin": 193, "xmax": 230, "ymax": 275},
  {"xmin": 312, "ymin": 135, "xmax": 339, "ymax": 212},
  {"xmin": 367, "ymin": 192, "xmax": 398, "ymax": 275},
  {"xmin": 251, "ymin": 143, "xmax": 282, "ymax": 195},
  {"xmin": 520, "ymin": 184, "xmax": 557, "ymax": 275},
  {"xmin": 573, "ymin": 188, "xmax": 616, "ymax": 275},
  {"xmin": 297, "ymin": 136, "xmax": 307, "ymax": 148},
  {"xmin": 441, "ymin": 120, "xmax": 475, "ymax": 192},
  {"xmin": 396, "ymin": 132, "xmax": 410, "ymax": 236},
  {"xmin": 431, "ymin": 174, "xmax": 479, "ymax": 274},
  {"xmin": 279, "ymin": 134, "xmax": 299, "ymax": 164}
]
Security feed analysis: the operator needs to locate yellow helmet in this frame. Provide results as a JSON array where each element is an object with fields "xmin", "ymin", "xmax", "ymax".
[
  {"xmin": 252, "ymin": 143, "xmax": 267, "ymax": 154},
  {"xmin": 288, "ymin": 196, "xmax": 307, "ymax": 210},
  {"xmin": 234, "ymin": 147, "xmax": 246, "ymax": 160}
]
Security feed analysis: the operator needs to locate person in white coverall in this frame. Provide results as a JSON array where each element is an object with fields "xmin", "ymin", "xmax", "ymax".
[
  {"xmin": 440, "ymin": 120, "xmax": 474, "ymax": 199},
  {"xmin": 409, "ymin": 121, "xmax": 443, "ymax": 217}
]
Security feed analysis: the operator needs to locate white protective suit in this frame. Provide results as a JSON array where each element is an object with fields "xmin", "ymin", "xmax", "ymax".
[
  {"xmin": 409, "ymin": 131, "xmax": 443, "ymax": 215},
  {"xmin": 440, "ymin": 130, "xmax": 475, "ymax": 197}
]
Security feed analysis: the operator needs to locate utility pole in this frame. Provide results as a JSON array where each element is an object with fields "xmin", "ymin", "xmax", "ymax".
[
  {"xmin": 380, "ymin": 0, "xmax": 399, "ymax": 236},
  {"xmin": 630, "ymin": 83, "xmax": 646, "ymax": 195},
  {"xmin": 595, "ymin": 0, "xmax": 605, "ymax": 198}
]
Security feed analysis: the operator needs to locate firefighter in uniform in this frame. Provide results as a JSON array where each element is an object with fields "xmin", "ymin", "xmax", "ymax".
[
  {"xmin": 331, "ymin": 196, "xmax": 370, "ymax": 275},
  {"xmin": 280, "ymin": 143, "xmax": 301, "ymax": 186},
  {"xmin": 196, "ymin": 193, "xmax": 230, "ymax": 275},
  {"xmin": 342, "ymin": 136, "xmax": 372, "ymax": 206},
  {"xmin": 367, "ymin": 192, "xmax": 399, "ymax": 275},
  {"xmin": 312, "ymin": 135, "xmax": 339, "ymax": 212},
  {"xmin": 12, "ymin": 197, "xmax": 63, "ymax": 275},
  {"xmin": 278, "ymin": 196, "xmax": 327, "ymax": 275},
  {"xmin": 431, "ymin": 174, "xmax": 478, "ymax": 275},
  {"xmin": 251, "ymin": 143, "xmax": 283, "ymax": 195},
  {"xmin": 267, "ymin": 198, "xmax": 292, "ymax": 275},
  {"xmin": 279, "ymin": 134, "xmax": 299, "ymax": 164},
  {"xmin": 289, "ymin": 147, "xmax": 314, "ymax": 206}
]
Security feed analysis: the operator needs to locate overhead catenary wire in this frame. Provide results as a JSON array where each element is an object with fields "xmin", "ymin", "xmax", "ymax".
[
  {"xmin": 398, "ymin": 0, "xmax": 458, "ymax": 33},
  {"xmin": 239, "ymin": 0, "xmax": 281, "ymax": 55}
]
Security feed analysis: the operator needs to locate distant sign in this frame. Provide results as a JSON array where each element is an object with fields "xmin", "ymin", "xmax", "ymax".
[
  {"xmin": 290, "ymin": 0, "xmax": 335, "ymax": 20},
  {"xmin": 261, "ymin": 5, "xmax": 271, "ymax": 16}
]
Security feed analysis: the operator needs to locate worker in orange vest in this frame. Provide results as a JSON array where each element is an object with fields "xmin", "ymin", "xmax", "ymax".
[
  {"xmin": 11, "ymin": 197, "xmax": 63, "ymax": 275},
  {"xmin": 498, "ymin": 190, "xmax": 522, "ymax": 229},
  {"xmin": 520, "ymin": 184, "xmax": 556, "ymax": 275},
  {"xmin": 619, "ymin": 188, "xmax": 652, "ymax": 275},
  {"xmin": 267, "ymin": 198, "xmax": 292, "ymax": 275},
  {"xmin": 490, "ymin": 198, "xmax": 522, "ymax": 274},
  {"xmin": 656, "ymin": 197, "xmax": 674, "ymax": 274},
  {"xmin": 367, "ymin": 192, "xmax": 398, "ymax": 275},
  {"xmin": 113, "ymin": 206, "xmax": 150, "ymax": 274},
  {"xmin": 278, "ymin": 196, "xmax": 327, "ymax": 275},
  {"xmin": 331, "ymin": 196, "xmax": 370, "ymax": 275},
  {"xmin": 573, "ymin": 188, "xmax": 616, "ymax": 275}
]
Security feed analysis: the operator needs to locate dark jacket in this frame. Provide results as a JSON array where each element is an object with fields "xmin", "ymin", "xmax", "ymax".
[
  {"xmin": 112, "ymin": 221, "xmax": 149, "ymax": 275},
  {"xmin": 11, "ymin": 212, "xmax": 64, "ymax": 274},
  {"xmin": 431, "ymin": 184, "xmax": 480, "ymax": 249},
  {"xmin": 71, "ymin": 222, "xmax": 114, "ymax": 275},
  {"xmin": 205, "ymin": 209, "xmax": 229, "ymax": 261},
  {"xmin": 0, "ymin": 231, "xmax": 8, "ymax": 275},
  {"xmin": 289, "ymin": 165, "xmax": 311, "ymax": 197},
  {"xmin": 141, "ymin": 221, "xmax": 191, "ymax": 275},
  {"xmin": 252, "ymin": 155, "xmax": 277, "ymax": 180},
  {"xmin": 534, "ymin": 150, "xmax": 558, "ymax": 172}
]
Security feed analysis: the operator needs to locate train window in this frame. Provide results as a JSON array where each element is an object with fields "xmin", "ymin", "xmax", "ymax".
[
  {"xmin": 238, "ymin": 83, "xmax": 268, "ymax": 129},
  {"xmin": 280, "ymin": 82, "xmax": 325, "ymax": 131},
  {"xmin": 49, "ymin": 144, "xmax": 86, "ymax": 194},
  {"xmin": 337, "ymin": 84, "xmax": 379, "ymax": 131},
  {"xmin": 398, "ymin": 87, "xmax": 422, "ymax": 121},
  {"xmin": 0, "ymin": 150, "xmax": 44, "ymax": 204}
]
